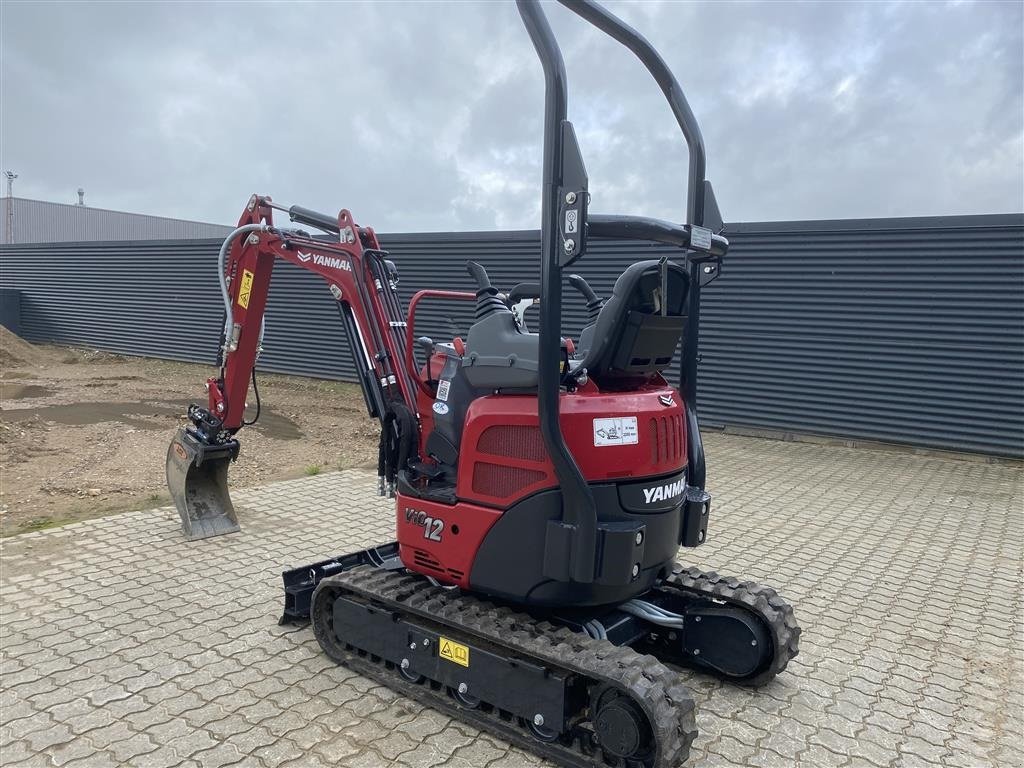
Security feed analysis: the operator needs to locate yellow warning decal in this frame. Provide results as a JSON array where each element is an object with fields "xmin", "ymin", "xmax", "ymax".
[
  {"xmin": 237, "ymin": 269, "xmax": 255, "ymax": 309},
  {"xmin": 438, "ymin": 636, "xmax": 470, "ymax": 667}
]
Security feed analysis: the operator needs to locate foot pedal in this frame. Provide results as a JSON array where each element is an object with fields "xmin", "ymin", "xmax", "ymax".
[{"xmin": 409, "ymin": 461, "xmax": 445, "ymax": 480}]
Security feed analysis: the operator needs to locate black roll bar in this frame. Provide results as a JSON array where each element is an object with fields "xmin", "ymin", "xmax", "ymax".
[
  {"xmin": 559, "ymin": 1, "xmax": 716, "ymax": 474},
  {"xmin": 559, "ymin": 0, "xmax": 707, "ymax": 228},
  {"xmin": 588, "ymin": 214, "xmax": 727, "ymax": 255},
  {"xmin": 517, "ymin": 0, "xmax": 598, "ymax": 584},
  {"xmin": 516, "ymin": 0, "xmax": 719, "ymax": 582}
]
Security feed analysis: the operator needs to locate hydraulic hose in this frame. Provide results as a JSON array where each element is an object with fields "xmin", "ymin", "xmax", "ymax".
[
  {"xmin": 218, "ymin": 223, "xmax": 270, "ymax": 353},
  {"xmin": 620, "ymin": 599, "xmax": 686, "ymax": 629}
]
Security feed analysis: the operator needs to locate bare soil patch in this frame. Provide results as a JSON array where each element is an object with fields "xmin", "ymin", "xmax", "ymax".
[{"xmin": 0, "ymin": 328, "xmax": 377, "ymax": 536}]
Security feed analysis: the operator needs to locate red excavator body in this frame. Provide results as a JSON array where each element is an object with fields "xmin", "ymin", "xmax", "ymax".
[{"xmin": 165, "ymin": 2, "xmax": 800, "ymax": 765}]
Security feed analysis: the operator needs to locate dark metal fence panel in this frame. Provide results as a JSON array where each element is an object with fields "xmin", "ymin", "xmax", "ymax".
[
  {"xmin": 0, "ymin": 288, "xmax": 21, "ymax": 335},
  {"xmin": 0, "ymin": 238, "xmax": 353, "ymax": 378},
  {"xmin": 1, "ymin": 214, "xmax": 1021, "ymax": 457},
  {"xmin": 700, "ymin": 216, "xmax": 1024, "ymax": 457},
  {"xmin": 0, "ymin": 239, "xmax": 224, "ymax": 364}
]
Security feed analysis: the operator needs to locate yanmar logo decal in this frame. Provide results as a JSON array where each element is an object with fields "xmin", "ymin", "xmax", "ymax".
[
  {"xmin": 296, "ymin": 251, "xmax": 352, "ymax": 272},
  {"xmin": 643, "ymin": 477, "xmax": 686, "ymax": 504}
]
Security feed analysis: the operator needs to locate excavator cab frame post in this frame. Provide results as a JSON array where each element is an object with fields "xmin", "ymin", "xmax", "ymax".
[{"xmin": 516, "ymin": 0, "xmax": 725, "ymax": 578}]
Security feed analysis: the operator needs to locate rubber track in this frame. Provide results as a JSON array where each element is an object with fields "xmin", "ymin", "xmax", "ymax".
[
  {"xmin": 662, "ymin": 565, "xmax": 801, "ymax": 687},
  {"xmin": 312, "ymin": 566, "xmax": 699, "ymax": 768}
]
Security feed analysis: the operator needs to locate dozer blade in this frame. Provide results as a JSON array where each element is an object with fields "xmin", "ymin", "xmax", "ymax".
[{"xmin": 166, "ymin": 428, "xmax": 241, "ymax": 540}]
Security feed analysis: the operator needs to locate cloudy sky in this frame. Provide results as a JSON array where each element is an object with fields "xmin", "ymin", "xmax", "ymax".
[{"xmin": 2, "ymin": 0, "xmax": 1021, "ymax": 231}]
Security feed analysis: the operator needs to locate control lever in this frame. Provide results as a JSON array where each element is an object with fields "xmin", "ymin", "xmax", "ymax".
[
  {"xmin": 416, "ymin": 336, "xmax": 435, "ymax": 356},
  {"xmin": 567, "ymin": 274, "xmax": 603, "ymax": 322},
  {"xmin": 508, "ymin": 282, "xmax": 542, "ymax": 304},
  {"xmin": 466, "ymin": 262, "xmax": 505, "ymax": 319},
  {"xmin": 466, "ymin": 261, "xmax": 494, "ymax": 293},
  {"xmin": 505, "ymin": 282, "xmax": 540, "ymax": 331},
  {"xmin": 416, "ymin": 336, "xmax": 437, "ymax": 384}
]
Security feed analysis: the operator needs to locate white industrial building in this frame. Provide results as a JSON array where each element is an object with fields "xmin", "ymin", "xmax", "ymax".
[{"xmin": 2, "ymin": 196, "xmax": 232, "ymax": 243}]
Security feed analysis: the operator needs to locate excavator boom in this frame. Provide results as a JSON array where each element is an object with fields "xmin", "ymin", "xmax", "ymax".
[{"xmin": 167, "ymin": 195, "xmax": 417, "ymax": 539}]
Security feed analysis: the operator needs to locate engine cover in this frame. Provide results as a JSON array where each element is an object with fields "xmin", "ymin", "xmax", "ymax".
[
  {"xmin": 398, "ymin": 382, "xmax": 692, "ymax": 605},
  {"xmin": 456, "ymin": 383, "xmax": 687, "ymax": 508}
]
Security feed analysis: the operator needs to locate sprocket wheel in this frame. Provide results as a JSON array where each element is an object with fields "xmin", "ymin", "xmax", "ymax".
[{"xmin": 590, "ymin": 685, "xmax": 656, "ymax": 765}]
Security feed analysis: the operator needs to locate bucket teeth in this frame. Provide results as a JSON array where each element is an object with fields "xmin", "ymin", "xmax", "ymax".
[{"xmin": 165, "ymin": 429, "xmax": 241, "ymax": 540}]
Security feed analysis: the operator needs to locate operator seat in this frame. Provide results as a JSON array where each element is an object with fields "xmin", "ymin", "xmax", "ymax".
[{"xmin": 579, "ymin": 260, "xmax": 689, "ymax": 388}]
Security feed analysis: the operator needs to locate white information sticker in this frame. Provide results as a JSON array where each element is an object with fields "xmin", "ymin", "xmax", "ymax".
[
  {"xmin": 690, "ymin": 225, "xmax": 713, "ymax": 251},
  {"xmin": 565, "ymin": 209, "xmax": 578, "ymax": 233},
  {"xmin": 437, "ymin": 379, "xmax": 451, "ymax": 402},
  {"xmin": 593, "ymin": 417, "xmax": 639, "ymax": 447}
]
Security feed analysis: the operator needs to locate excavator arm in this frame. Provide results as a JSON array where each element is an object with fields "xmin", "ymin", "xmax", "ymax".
[{"xmin": 167, "ymin": 194, "xmax": 419, "ymax": 539}]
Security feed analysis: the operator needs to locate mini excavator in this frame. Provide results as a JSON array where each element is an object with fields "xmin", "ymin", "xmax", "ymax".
[{"xmin": 166, "ymin": 1, "xmax": 800, "ymax": 765}]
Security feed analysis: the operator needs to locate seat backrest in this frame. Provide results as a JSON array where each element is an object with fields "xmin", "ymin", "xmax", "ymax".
[{"xmin": 580, "ymin": 260, "xmax": 689, "ymax": 387}]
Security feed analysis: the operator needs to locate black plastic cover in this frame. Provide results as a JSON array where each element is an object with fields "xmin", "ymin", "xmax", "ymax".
[
  {"xmin": 617, "ymin": 471, "xmax": 687, "ymax": 513},
  {"xmin": 680, "ymin": 487, "xmax": 711, "ymax": 547}
]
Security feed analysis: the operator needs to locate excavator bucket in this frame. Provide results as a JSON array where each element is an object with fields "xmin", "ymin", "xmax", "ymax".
[{"xmin": 165, "ymin": 428, "xmax": 241, "ymax": 540}]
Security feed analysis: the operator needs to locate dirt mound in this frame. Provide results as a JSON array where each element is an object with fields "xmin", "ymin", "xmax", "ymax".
[
  {"xmin": 0, "ymin": 348, "xmax": 378, "ymax": 536},
  {"xmin": 0, "ymin": 327, "xmax": 49, "ymax": 369}
]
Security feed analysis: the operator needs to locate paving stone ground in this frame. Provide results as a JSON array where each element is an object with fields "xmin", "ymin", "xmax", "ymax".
[{"xmin": 1, "ymin": 432, "xmax": 1021, "ymax": 768}]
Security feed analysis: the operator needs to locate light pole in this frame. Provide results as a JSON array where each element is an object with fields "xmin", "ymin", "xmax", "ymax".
[{"xmin": 4, "ymin": 170, "xmax": 17, "ymax": 244}]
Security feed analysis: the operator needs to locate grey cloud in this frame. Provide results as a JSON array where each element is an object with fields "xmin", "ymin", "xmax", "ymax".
[{"xmin": 1, "ymin": 0, "xmax": 1020, "ymax": 231}]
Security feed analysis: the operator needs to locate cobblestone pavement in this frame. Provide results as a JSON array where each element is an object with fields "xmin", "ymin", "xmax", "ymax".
[{"xmin": 1, "ymin": 433, "xmax": 1021, "ymax": 768}]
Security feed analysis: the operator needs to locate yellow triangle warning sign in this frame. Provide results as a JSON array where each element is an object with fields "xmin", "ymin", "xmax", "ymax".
[{"xmin": 438, "ymin": 636, "xmax": 470, "ymax": 667}]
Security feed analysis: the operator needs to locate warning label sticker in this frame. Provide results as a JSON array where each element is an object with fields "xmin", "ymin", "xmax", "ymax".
[
  {"xmin": 593, "ymin": 416, "xmax": 639, "ymax": 447},
  {"xmin": 438, "ymin": 636, "xmax": 469, "ymax": 667},
  {"xmin": 437, "ymin": 379, "xmax": 451, "ymax": 402},
  {"xmin": 237, "ymin": 269, "xmax": 255, "ymax": 309}
]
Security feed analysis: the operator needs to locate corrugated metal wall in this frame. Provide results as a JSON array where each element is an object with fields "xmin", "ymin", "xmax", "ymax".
[
  {"xmin": 700, "ymin": 216, "xmax": 1024, "ymax": 456},
  {"xmin": 1, "ymin": 213, "xmax": 1021, "ymax": 457},
  {"xmin": 4, "ymin": 198, "xmax": 232, "ymax": 243}
]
